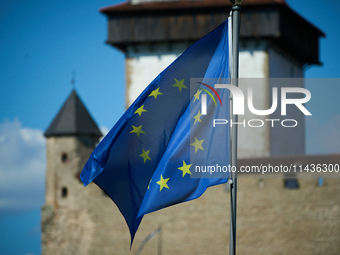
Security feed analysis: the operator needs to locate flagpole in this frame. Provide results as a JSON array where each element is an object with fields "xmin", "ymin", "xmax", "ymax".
[{"xmin": 229, "ymin": 1, "xmax": 242, "ymax": 255}]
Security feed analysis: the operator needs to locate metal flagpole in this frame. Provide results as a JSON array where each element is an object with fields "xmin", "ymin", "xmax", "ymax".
[{"xmin": 229, "ymin": 1, "xmax": 243, "ymax": 255}]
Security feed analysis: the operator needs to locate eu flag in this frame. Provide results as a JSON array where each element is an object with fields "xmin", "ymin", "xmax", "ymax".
[{"xmin": 81, "ymin": 19, "xmax": 231, "ymax": 242}]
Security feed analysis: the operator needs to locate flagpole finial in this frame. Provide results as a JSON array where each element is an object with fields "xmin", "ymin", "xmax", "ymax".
[{"xmin": 229, "ymin": 0, "xmax": 244, "ymax": 6}]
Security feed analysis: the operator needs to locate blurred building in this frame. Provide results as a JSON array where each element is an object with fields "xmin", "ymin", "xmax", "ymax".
[
  {"xmin": 42, "ymin": 1, "xmax": 340, "ymax": 254},
  {"xmin": 101, "ymin": 0, "xmax": 323, "ymax": 158}
]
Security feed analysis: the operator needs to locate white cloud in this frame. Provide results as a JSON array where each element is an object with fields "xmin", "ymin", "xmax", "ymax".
[
  {"xmin": 306, "ymin": 114, "xmax": 340, "ymax": 155},
  {"xmin": 99, "ymin": 126, "xmax": 110, "ymax": 141},
  {"xmin": 0, "ymin": 120, "xmax": 45, "ymax": 214}
]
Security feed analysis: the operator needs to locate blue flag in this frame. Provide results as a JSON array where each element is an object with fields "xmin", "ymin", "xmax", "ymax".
[{"xmin": 81, "ymin": 19, "xmax": 231, "ymax": 243}]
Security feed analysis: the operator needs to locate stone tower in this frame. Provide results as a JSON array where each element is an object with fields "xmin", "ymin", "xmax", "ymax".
[
  {"xmin": 100, "ymin": 0, "xmax": 324, "ymax": 159},
  {"xmin": 42, "ymin": 90, "xmax": 102, "ymax": 254}
]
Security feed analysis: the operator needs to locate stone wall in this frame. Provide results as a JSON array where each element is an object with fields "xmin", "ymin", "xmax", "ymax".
[{"xmin": 43, "ymin": 147, "xmax": 340, "ymax": 255}]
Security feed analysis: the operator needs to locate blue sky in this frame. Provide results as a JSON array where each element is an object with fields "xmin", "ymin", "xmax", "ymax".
[{"xmin": 0, "ymin": 0, "xmax": 339, "ymax": 254}]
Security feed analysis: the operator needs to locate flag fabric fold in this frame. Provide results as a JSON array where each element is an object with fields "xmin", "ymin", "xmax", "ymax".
[{"xmin": 81, "ymin": 18, "xmax": 231, "ymax": 243}]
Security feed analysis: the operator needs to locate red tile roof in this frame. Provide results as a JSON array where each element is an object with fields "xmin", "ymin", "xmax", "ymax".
[{"xmin": 100, "ymin": 0, "xmax": 287, "ymax": 14}]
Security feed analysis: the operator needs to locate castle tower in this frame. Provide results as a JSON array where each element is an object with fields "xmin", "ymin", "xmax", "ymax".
[
  {"xmin": 42, "ymin": 90, "xmax": 102, "ymax": 254},
  {"xmin": 100, "ymin": 0, "xmax": 324, "ymax": 158}
]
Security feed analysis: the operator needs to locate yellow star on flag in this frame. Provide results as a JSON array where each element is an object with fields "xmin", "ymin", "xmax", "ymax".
[
  {"xmin": 172, "ymin": 78, "xmax": 187, "ymax": 92},
  {"xmin": 194, "ymin": 110, "xmax": 202, "ymax": 125},
  {"xmin": 130, "ymin": 125, "xmax": 146, "ymax": 137},
  {"xmin": 148, "ymin": 179, "xmax": 152, "ymax": 189},
  {"xmin": 140, "ymin": 148, "xmax": 151, "ymax": 163},
  {"xmin": 193, "ymin": 89, "xmax": 202, "ymax": 102},
  {"xmin": 157, "ymin": 175, "xmax": 170, "ymax": 191},
  {"xmin": 135, "ymin": 105, "xmax": 148, "ymax": 116},
  {"xmin": 149, "ymin": 87, "xmax": 163, "ymax": 99},
  {"xmin": 178, "ymin": 160, "xmax": 192, "ymax": 177},
  {"xmin": 190, "ymin": 137, "xmax": 205, "ymax": 153}
]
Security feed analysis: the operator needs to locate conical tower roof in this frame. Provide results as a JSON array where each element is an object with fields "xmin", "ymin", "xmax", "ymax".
[{"xmin": 44, "ymin": 90, "xmax": 102, "ymax": 138}]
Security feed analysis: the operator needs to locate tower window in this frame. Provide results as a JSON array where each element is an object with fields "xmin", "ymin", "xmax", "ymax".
[
  {"xmin": 61, "ymin": 187, "xmax": 68, "ymax": 198},
  {"xmin": 284, "ymin": 178, "xmax": 299, "ymax": 189},
  {"xmin": 61, "ymin": 153, "xmax": 68, "ymax": 163}
]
